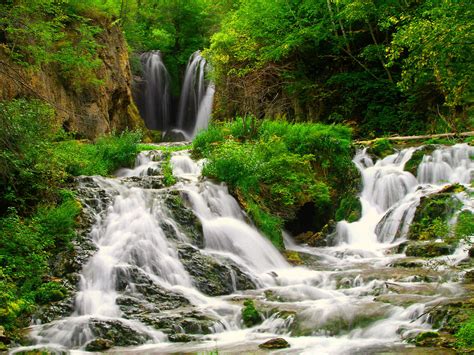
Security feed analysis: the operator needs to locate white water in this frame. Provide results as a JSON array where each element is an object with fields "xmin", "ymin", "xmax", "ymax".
[
  {"xmin": 17, "ymin": 144, "xmax": 473, "ymax": 354},
  {"xmin": 139, "ymin": 51, "xmax": 171, "ymax": 131},
  {"xmin": 176, "ymin": 51, "xmax": 215, "ymax": 137}
]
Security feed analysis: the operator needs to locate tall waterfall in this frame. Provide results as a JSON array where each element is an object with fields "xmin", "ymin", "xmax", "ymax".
[
  {"xmin": 138, "ymin": 51, "xmax": 171, "ymax": 131},
  {"xmin": 15, "ymin": 144, "xmax": 473, "ymax": 354},
  {"xmin": 176, "ymin": 51, "xmax": 215, "ymax": 137}
]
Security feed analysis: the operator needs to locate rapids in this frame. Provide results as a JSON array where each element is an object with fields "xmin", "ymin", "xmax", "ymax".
[{"xmin": 13, "ymin": 143, "xmax": 473, "ymax": 354}]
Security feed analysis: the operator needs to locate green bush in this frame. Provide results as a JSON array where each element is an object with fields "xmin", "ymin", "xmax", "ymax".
[
  {"xmin": 456, "ymin": 315, "xmax": 474, "ymax": 348},
  {"xmin": 241, "ymin": 299, "xmax": 262, "ymax": 328},
  {"xmin": 195, "ymin": 119, "xmax": 352, "ymax": 247}
]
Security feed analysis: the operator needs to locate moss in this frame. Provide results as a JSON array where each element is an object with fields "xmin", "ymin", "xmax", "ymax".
[
  {"xmin": 161, "ymin": 152, "xmax": 177, "ymax": 186},
  {"xmin": 454, "ymin": 210, "xmax": 474, "ymax": 240},
  {"xmin": 405, "ymin": 241, "xmax": 453, "ymax": 257},
  {"xmin": 335, "ymin": 195, "xmax": 362, "ymax": 223},
  {"xmin": 241, "ymin": 300, "xmax": 262, "ymax": 327},
  {"xmin": 407, "ymin": 190, "xmax": 462, "ymax": 241},
  {"xmin": 404, "ymin": 145, "xmax": 436, "ymax": 176},
  {"xmin": 283, "ymin": 251, "xmax": 303, "ymax": 265},
  {"xmin": 368, "ymin": 138, "xmax": 394, "ymax": 159},
  {"xmin": 455, "ymin": 315, "xmax": 474, "ymax": 349}
]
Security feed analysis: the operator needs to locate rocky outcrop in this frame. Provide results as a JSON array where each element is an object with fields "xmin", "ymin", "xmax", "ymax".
[{"xmin": 0, "ymin": 19, "xmax": 144, "ymax": 139}]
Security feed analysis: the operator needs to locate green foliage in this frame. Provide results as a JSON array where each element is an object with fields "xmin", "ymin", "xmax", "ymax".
[
  {"xmin": 241, "ymin": 299, "xmax": 262, "ymax": 328},
  {"xmin": 0, "ymin": 0, "xmax": 103, "ymax": 92},
  {"xmin": 455, "ymin": 210, "xmax": 474, "ymax": 240},
  {"xmin": 335, "ymin": 195, "xmax": 362, "ymax": 223},
  {"xmin": 207, "ymin": 0, "xmax": 473, "ymax": 137},
  {"xmin": 455, "ymin": 315, "xmax": 474, "ymax": 349},
  {"xmin": 369, "ymin": 139, "xmax": 394, "ymax": 159},
  {"xmin": 162, "ymin": 153, "xmax": 177, "ymax": 187},
  {"xmin": 0, "ymin": 98, "xmax": 144, "ymax": 335},
  {"xmin": 195, "ymin": 119, "xmax": 353, "ymax": 247}
]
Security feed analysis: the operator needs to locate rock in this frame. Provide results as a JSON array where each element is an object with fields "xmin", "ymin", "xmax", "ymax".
[
  {"xmin": 404, "ymin": 145, "xmax": 437, "ymax": 176},
  {"xmin": 164, "ymin": 192, "xmax": 204, "ymax": 247},
  {"xmin": 258, "ymin": 338, "xmax": 290, "ymax": 349},
  {"xmin": 89, "ymin": 319, "xmax": 151, "ymax": 346},
  {"xmin": 114, "ymin": 265, "xmax": 189, "ymax": 310},
  {"xmin": 405, "ymin": 242, "xmax": 453, "ymax": 257},
  {"xmin": 137, "ymin": 311, "xmax": 218, "ymax": 335},
  {"xmin": 178, "ymin": 244, "xmax": 256, "ymax": 296},
  {"xmin": 162, "ymin": 129, "xmax": 188, "ymax": 142},
  {"xmin": 121, "ymin": 176, "xmax": 165, "ymax": 189},
  {"xmin": 168, "ymin": 333, "xmax": 196, "ymax": 342},
  {"xmin": 407, "ymin": 188, "xmax": 462, "ymax": 241},
  {"xmin": 85, "ymin": 338, "xmax": 114, "ymax": 352},
  {"xmin": 389, "ymin": 258, "xmax": 425, "ymax": 268},
  {"xmin": 464, "ymin": 270, "xmax": 474, "ymax": 283},
  {"xmin": 0, "ymin": 21, "xmax": 145, "ymax": 140},
  {"xmin": 469, "ymin": 247, "xmax": 474, "ymax": 258}
]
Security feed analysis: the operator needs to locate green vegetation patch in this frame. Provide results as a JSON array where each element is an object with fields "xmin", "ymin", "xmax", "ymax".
[
  {"xmin": 241, "ymin": 300, "xmax": 262, "ymax": 328},
  {"xmin": 194, "ymin": 119, "xmax": 354, "ymax": 248}
]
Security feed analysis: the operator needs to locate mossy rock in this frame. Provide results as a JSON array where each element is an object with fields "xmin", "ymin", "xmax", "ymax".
[
  {"xmin": 283, "ymin": 250, "xmax": 303, "ymax": 265},
  {"xmin": 367, "ymin": 138, "xmax": 395, "ymax": 159},
  {"xmin": 405, "ymin": 241, "xmax": 453, "ymax": 257},
  {"xmin": 335, "ymin": 194, "xmax": 362, "ymax": 223},
  {"xmin": 177, "ymin": 244, "xmax": 256, "ymax": 296},
  {"xmin": 259, "ymin": 338, "xmax": 290, "ymax": 349},
  {"xmin": 164, "ymin": 191, "xmax": 204, "ymax": 247},
  {"xmin": 407, "ymin": 188, "xmax": 462, "ymax": 241},
  {"xmin": 429, "ymin": 298, "xmax": 474, "ymax": 335},
  {"xmin": 85, "ymin": 338, "xmax": 114, "ymax": 352},
  {"xmin": 404, "ymin": 145, "xmax": 437, "ymax": 176},
  {"xmin": 241, "ymin": 299, "xmax": 262, "ymax": 327}
]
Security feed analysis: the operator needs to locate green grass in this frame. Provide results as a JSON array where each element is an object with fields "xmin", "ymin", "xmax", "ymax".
[{"xmin": 456, "ymin": 315, "xmax": 474, "ymax": 349}]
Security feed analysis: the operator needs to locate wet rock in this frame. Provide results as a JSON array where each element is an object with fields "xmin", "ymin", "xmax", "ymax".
[
  {"xmin": 165, "ymin": 192, "xmax": 204, "ymax": 247},
  {"xmin": 295, "ymin": 221, "xmax": 336, "ymax": 247},
  {"xmin": 177, "ymin": 244, "xmax": 256, "ymax": 296},
  {"xmin": 469, "ymin": 246, "xmax": 474, "ymax": 258},
  {"xmin": 428, "ymin": 297, "xmax": 474, "ymax": 334},
  {"xmin": 89, "ymin": 319, "xmax": 151, "ymax": 346},
  {"xmin": 85, "ymin": 338, "xmax": 114, "ymax": 352},
  {"xmin": 389, "ymin": 258, "xmax": 425, "ymax": 268},
  {"xmin": 121, "ymin": 176, "xmax": 165, "ymax": 189},
  {"xmin": 405, "ymin": 242, "xmax": 453, "ymax": 257},
  {"xmin": 407, "ymin": 187, "xmax": 462, "ymax": 241},
  {"xmin": 258, "ymin": 338, "xmax": 290, "ymax": 349},
  {"xmin": 168, "ymin": 333, "xmax": 196, "ymax": 342},
  {"xmin": 34, "ymin": 296, "xmax": 75, "ymax": 324},
  {"xmin": 115, "ymin": 266, "xmax": 189, "ymax": 310},
  {"xmin": 137, "ymin": 310, "xmax": 217, "ymax": 335},
  {"xmin": 163, "ymin": 130, "xmax": 188, "ymax": 142},
  {"xmin": 464, "ymin": 270, "xmax": 474, "ymax": 283}
]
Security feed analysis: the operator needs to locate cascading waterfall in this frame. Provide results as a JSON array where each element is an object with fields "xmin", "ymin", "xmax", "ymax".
[
  {"xmin": 336, "ymin": 143, "xmax": 474, "ymax": 247},
  {"xmin": 138, "ymin": 51, "xmax": 171, "ymax": 131},
  {"xmin": 176, "ymin": 51, "xmax": 215, "ymax": 137},
  {"xmin": 15, "ymin": 143, "xmax": 473, "ymax": 354}
]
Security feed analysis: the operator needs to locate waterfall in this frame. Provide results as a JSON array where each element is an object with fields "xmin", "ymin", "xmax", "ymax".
[
  {"xmin": 335, "ymin": 143, "xmax": 474, "ymax": 246},
  {"xmin": 176, "ymin": 51, "xmax": 215, "ymax": 137},
  {"xmin": 15, "ymin": 144, "xmax": 473, "ymax": 354},
  {"xmin": 138, "ymin": 51, "xmax": 171, "ymax": 131}
]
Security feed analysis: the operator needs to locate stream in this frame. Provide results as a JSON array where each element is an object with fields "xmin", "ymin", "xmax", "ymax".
[{"xmin": 14, "ymin": 143, "xmax": 473, "ymax": 354}]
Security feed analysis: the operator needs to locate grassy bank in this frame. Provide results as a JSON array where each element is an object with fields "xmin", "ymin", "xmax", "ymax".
[{"xmin": 193, "ymin": 117, "xmax": 358, "ymax": 248}]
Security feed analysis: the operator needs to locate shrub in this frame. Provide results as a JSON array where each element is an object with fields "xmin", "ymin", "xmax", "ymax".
[
  {"xmin": 456, "ymin": 315, "xmax": 474, "ymax": 348},
  {"xmin": 241, "ymin": 300, "xmax": 262, "ymax": 327}
]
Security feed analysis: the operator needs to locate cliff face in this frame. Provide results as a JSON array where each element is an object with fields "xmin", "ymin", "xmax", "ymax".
[{"xmin": 0, "ymin": 21, "xmax": 144, "ymax": 139}]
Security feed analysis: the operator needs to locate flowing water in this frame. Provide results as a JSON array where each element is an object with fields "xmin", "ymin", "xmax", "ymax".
[
  {"xmin": 138, "ymin": 51, "xmax": 171, "ymax": 131},
  {"xmin": 176, "ymin": 51, "xmax": 215, "ymax": 137},
  {"xmin": 15, "ymin": 144, "xmax": 473, "ymax": 354},
  {"xmin": 137, "ymin": 50, "xmax": 215, "ymax": 139}
]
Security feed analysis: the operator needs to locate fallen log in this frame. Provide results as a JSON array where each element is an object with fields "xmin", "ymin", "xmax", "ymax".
[{"xmin": 356, "ymin": 131, "xmax": 474, "ymax": 145}]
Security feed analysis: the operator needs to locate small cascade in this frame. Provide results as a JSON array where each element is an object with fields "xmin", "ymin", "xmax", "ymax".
[
  {"xmin": 336, "ymin": 143, "xmax": 474, "ymax": 246},
  {"xmin": 138, "ymin": 51, "xmax": 171, "ymax": 131},
  {"xmin": 176, "ymin": 51, "xmax": 215, "ymax": 137}
]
